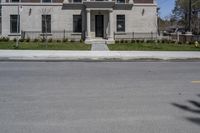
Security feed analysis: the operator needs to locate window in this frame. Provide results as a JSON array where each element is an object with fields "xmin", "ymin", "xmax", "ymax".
[
  {"xmin": 10, "ymin": 15, "xmax": 20, "ymax": 33},
  {"xmin": 73, "ymin": 15, "xmax": 82, "ymax": 33},
  {"xmin": 73, "ymin": 0, "xmax": 82, "ymax": 3},
  {"xmin": 42, "ymin": 0, "xmax": 51, "ymax": 3},
  {"xmin": 117, "ymin": 0, "xmax": 125, "ymax": 3},
  {"xmin": 11, "ymin": 0, "xmax": 19, "ymax": 2},
  {"xmin": 42, "ymin": 15, "xmax": 51, "ymax": 33},
  {"xmin": 117, "ymin": 15, "xmax": 125, "ymax": 32}
]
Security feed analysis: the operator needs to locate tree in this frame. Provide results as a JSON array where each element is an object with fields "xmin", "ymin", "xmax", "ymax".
[{"xmin": 172, "ymin": 0, "xmax": 200, "ymax": 34}]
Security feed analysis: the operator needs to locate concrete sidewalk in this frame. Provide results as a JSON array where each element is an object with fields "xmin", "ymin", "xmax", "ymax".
[{"xmin": 0, "ymin": 50, "xmax": 200, "ymax": 61}]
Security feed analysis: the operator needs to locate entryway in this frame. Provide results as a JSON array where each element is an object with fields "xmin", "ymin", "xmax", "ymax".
[{"xmin": 95, "ymin": 15, "xmax": 104, "ymax": 38}]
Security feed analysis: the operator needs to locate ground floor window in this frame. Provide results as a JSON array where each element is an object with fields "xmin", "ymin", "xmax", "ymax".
[
  {"xmin": 42, "ymin": 15, "xmax": 51, "ymax": 33},
  {"xmin": 10, "ymin": 15, "xmax": 20, "ymax": 33},
  {"xmin": 73, "ymin": 15, "xmax": 82, "ymax": 33},
  {"xmin": 117, "ymin": 15, "xmax": 125, "ymax": 32},
  {"xmin": 117, "ymin": 0, "xmax": 125, "ymax": 3}
]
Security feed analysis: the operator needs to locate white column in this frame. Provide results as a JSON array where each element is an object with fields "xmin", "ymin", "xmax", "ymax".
[
  {"xmin": 108, "ymin": 10, "xmax": 113, "ymax": 40},
  {"xmin": 86, "ymin": 9, "xmax": 91, "ymax": 40}
]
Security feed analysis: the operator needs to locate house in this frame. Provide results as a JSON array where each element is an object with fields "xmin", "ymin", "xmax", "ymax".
[{"xmin": 0, "ymin": 0, "xmax": 157, "ymax": 44}]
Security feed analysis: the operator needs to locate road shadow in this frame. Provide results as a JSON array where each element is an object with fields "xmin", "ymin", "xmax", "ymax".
[{"xmin": 171, "ymin": 94, "xmax": 200, "ymax": 126}]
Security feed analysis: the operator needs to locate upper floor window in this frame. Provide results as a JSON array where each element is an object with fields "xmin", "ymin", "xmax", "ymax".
[
  {"xmin": 117, "ymin": 15, "xmax": 125, "ymax": 32},
  {"xmin": 117, "ymin": 0, "xmax": 125, "ymax": 3},
  {"xmin": 42, "ymin": 0, "xmax": 51, "ymax": 3}
]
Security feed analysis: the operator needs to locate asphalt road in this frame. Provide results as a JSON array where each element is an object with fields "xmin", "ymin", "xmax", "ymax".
[{"xmin": 0, "ymin": 62, "xmax": 200, "ymax": 133}]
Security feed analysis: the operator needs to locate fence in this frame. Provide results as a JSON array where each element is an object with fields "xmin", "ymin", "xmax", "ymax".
[
  {"xmin": 21, "ymin": 30, "xmax": 83, "ymax": 41},
  {"xmin": 114, "ymin": 32, "xmax": 158, "ymax": 40},
  {"xmin": 170, "ymin": 33, "xmax": 200, "ymax": 43}
]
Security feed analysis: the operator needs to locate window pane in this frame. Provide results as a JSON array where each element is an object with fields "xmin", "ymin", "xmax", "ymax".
[
  {"xmin": 73, "ymin": 15, "xmax": 82, "ymax": 33},
  {"xmin": 73, "ymin": 0, "xmax": 82, "ymax": 3},
  {"xmin": 117, "ymin": 15, "xmax": 125, "ymax": 32},
  {"xmin": 42, "ymin": 0, "xmax": 51, "ymax": 3},
  {"xmin": 10, "ymin": 15, "xmax": 20, "ymax": 33},
  {"xmin": 11, "ymin": 0, "xmax": 19, "ymax": 2},
  {"xmin": 42, "ymin": 15, "xmax": 51, "ymax": 33},
  {"xmin": 117, "ymin": 0, "xmax": 125, "ymax": 3}
]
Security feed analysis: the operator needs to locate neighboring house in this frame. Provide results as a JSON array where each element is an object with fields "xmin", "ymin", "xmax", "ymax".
[{"xmin": 0, "ymin": 0, "xmax": 157, "ymax": 44}]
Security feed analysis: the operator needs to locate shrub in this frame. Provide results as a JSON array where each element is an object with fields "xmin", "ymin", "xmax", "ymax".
[
  {"xmin": 33, "ymin": 38, "xmax": 39, "ymax": 42},
  {"xmin": 140, "ymin": 40, "xmax": 145, "ymax": 43},
  {"xmin": 124, "ymin": 40, "xmax": 128, "ymax": 43},
  {"xmin": 26, "ymin": 38, "xmax": 30, "ymax": 42},
  {"xmin": 41, "ymin": 38, "xmax": 46, "ymax": 42},
  {"xmin": 136, "ymin": 40, "xmax": 140, "ymax": 43},
  {"xmin": 19, "ymin": 38, "xmax": 24, "ymax": 42},
  {"xmin": 146, "ymin": 40, "xmax": 154, "ymax": 43},
  {"xmin": 70, "ymin": 39, "xmax": 75, "ymax": 43},
  {"xmin": 63, "ymin": 38, "xmax": 68, "ymax": 42},
  {"xmin": 131, "ymin": 40, "xmax": 135, "ymax": 43},
  {"xmin": 13, "ymin": 38, "xmax": 17, "ymax": 42},
  {"xmin": 1, "ymin": 37, "xmax": 9, "ymax": 42},
  {"xmin": 120, "ymin": 40, "xmax": 125, "ymax": 43},
  {"xmin": 56, "ymin": 39, "xmax": 61, "ymax": 43},
  {"xmin": 48, "ymin": 38, "xmax": 53, "ymax": 43},
  {"xmin": 80, "ymin": 39, "xmax": 83, "ymax": 43},
  {"xmin": 178, "ymin": 41, "xmax": 182, "ymax": 45},
  {"xmin": 115, "ymin": 40, "xmax": 119, "ymax": 44}
]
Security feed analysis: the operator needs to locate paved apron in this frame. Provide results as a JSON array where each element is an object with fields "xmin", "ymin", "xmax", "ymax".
[{"xmin": 91, "ymin": 43, "xmax": 109, "ymax": 51}]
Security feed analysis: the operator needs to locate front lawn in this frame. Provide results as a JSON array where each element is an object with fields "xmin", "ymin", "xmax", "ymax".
[
  {"xmin": 108, "ymin": 43, "xmax": 200, "ymax": 51},
  {"xmin": 0, "ymin": 42, "xmax": 91, "ymax": 50}
]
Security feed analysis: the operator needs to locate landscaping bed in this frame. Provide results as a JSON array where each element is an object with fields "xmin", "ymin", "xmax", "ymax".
[
  {"xmin": 0, "ymin": 39, "xmax": 91, "ymax": 50},
  {"xmin": 108, "ymin": 41, "xmax": 200, "ymax": 51}
]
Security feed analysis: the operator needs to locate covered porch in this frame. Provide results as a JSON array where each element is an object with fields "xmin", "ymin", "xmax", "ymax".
[{"xmin": 85, "ymin": 8, "xmax": 115, "ymax": 44}]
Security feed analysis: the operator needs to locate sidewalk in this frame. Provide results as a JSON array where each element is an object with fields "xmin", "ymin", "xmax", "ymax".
[{"xmin": 0, "ymin": 50, "xmax": 200, "ymax": 61}]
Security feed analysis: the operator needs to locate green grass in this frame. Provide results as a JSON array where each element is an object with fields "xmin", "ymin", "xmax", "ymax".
[
  {"xmin": 108, "ymin": 43, "xmax": 200, "ymax": 51},
  {"xmin": 0, "ymin": 42, "xmax": 91, "ymax": 50}
]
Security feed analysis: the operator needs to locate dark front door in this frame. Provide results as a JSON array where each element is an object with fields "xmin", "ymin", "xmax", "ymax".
[{"xmin": 95, "ymin": 15, "xmax": 104, "ymax": 37}]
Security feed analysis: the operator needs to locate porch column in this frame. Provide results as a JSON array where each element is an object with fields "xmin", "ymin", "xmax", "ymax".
[
  {"xmin": 86, "ymin": 9, "xmax": 91, "ymax": 40},
  {"xmin": 108, "ymin": 10, "xmax": 113, "ymax": 40}
]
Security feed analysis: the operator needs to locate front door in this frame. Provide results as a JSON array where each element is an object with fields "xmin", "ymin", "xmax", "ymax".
[{"xmin": 95, "ymin": 15, "xmax": 104, "ymax": 38}]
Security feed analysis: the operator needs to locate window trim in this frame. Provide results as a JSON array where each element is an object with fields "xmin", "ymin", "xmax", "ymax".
[
  {"xmin": 42, "ymin": 14, "xmax": 51, "ymax": 33},
  {"xmin": 10, "ymin": 14, "xmax": 20, "ymax": 34},
  {"xmin": 73, "ymin": 15, "xmax": 82, "ymax": 33},
  {"xmin": 116, "ymin": 15, "xmax": 125, "ymax": 32}
]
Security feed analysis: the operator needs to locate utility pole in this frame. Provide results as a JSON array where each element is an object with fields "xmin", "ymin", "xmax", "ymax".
[{"xmin": 188, "ymin": 0, "xmax": 192, "ymax": 32}]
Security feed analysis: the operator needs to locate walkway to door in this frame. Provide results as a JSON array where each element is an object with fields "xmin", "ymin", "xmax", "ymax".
[{"xmin": 91, "ymin": 41, "xmax": 109, "ymax": 51}]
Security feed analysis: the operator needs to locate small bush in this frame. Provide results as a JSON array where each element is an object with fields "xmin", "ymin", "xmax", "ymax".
[
  {"xmin": 13, "ymin": 38, "xmax": 17, "ymax": 42},
  {"xmin": 178, "ymin": 41, "xmax": 182, "ymax": 45},
  {"xmin": 26, "ymin": 38, "xmax": 30, "ymax": 42},
  {"xmin": 70, "ymin": 39, "xmax": 75, "ymax": 43},
  {"xmin": 115, "ymin": 40, "xmax": 119, "ymax": 44},
  {"xmin": 19, "ymin": 38, "xmax": 24, "ymax": 42},
  {"xmin": 63, "ymin": 38, "xmax": 68, "ymax": 42},
  {"xmin": 124, "ymin": 40, "xmax": 128, "ymax": 43},
  {"xmin": 33, "ymin": 38, "xmax": 39, "ymax": 42},
  {"xmin": 146, "ymin": 40, "xmax": 154, "ymax": 43},
  {"xmin": 56, "ymin": 39, "xmax": 61, "ymax": 43},
  {"xmin": 1, "ymin": 37, "xmax": 9, "ymax": 42},
  {"xmin": 41, "ymin": 38, "xmax": 46, "ymax": 42},
  {"xmin": 48, "ymin": 38, "xmax": 53, "ymax": 43},
  {"xmin": 120, "ymin": 40, "xmax": 124, "ymax": 43},
  {"xmin": 140, "ymin": 40, "xmax": 145, "ymax": 43},
  {"xmin": 131, "ymin": 40, "xmax": 135, "ymax": 43},
  {"xmin": 136, "ymin": 40, "xmax": 140, "ymax": 43},
  {"xmin": 80, "ymin": 39, "xmax": 83, "ymax": 43}
]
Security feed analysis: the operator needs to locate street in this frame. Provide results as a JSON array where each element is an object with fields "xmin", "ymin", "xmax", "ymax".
[{"xmin": 0, "ymin": 62, "xmax": 200, "ymax": 133}]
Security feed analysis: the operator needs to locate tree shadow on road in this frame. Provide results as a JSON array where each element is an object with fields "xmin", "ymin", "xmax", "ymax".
[{"xmin": 171, "ymin": 94, "xmax": 200, "ymax": 126}]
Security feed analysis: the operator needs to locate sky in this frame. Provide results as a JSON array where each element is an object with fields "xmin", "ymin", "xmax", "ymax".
[{"xmin": 157, "ymin": 0, "xmax": 175, "ymax": 19}]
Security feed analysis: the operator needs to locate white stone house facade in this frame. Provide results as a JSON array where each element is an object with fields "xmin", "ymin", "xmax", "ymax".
[{"xmin": 0, "ymin": 0, "xmax": 157, "ymax": 44}]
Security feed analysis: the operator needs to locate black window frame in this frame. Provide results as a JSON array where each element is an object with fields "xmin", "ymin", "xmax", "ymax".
[
  {"xmin": 42, "ymin": 14, "xmax": 51, "ymax": 33},
  {"xmin": 116, "ymin": 15, "xmax": 125, "ymax": 32},
  {"xmin": 10, "ymin": 15, "xmax": 20, "ymax": 33},
  {"xmin": 10, "ymin": 0, "xmax": 19, "ymax": 2},
  {"xmin": 73, "ymin": 0, "xmax": 82, "ymax": 3},
  {"xmin": 42, "ymin": 0, "xmax": 52, "ymax": 3},
  {"xmin": 117, "ymin": 0, "xmax": 125, "ymax": 3},
  {"xmin": 73, "ymin": 15, "xmax": 82, "ymax": 33}
]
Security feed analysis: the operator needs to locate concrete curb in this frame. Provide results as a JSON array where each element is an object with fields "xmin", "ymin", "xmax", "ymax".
[{"xmin": 0, "ymin": 50, "xmax": 200, "ymax": 61}]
